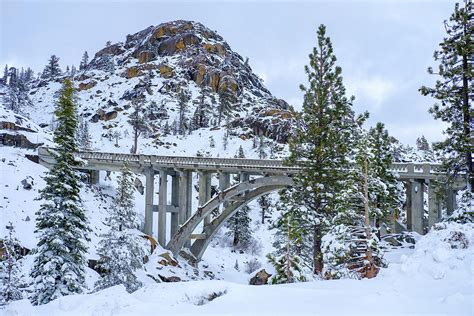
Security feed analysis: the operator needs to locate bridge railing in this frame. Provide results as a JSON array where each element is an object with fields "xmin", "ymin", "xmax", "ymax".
[{"xmin": 38, "ymin": 147, "xmax": 443, "ymax": 176}]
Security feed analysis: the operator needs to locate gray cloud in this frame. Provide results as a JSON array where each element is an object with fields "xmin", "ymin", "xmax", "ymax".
[{"xmin": 0, "ymin": 0, "xmax": 456, "ymax": 145}]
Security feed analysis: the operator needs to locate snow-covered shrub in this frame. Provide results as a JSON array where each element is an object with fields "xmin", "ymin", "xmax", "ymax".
[
  {"xmin": 322, "ymin": 224, "xmax": 385, "ymax": 280},
  {"xmin": 244, "ymin": 258, "xmax": 262, "ymax": 274},
  {"xmin": 446, "ymin": 189, "xmax": 473, "ymax": 224}
]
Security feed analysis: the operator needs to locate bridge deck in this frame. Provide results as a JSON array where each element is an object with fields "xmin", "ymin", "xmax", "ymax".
[{"xmin": 38, "ymin": 147, "xmax": 443, "ymax": 180}]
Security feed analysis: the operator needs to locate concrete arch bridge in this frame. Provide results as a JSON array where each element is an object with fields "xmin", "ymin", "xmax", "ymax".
[{"xmin": 38, "ymin": 147, "xmax": 460, "ymax": 261}]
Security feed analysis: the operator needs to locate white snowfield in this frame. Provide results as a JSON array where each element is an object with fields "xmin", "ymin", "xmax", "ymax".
[{"xmin": 4, "ymin": 223, "xmax": 473, "ymax": 316}]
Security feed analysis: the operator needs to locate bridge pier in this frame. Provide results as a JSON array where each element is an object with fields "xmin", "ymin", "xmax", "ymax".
[
  {"xmin": 446, "ymin": 186, "xmax": 457, "ymax": 216},
  {"xmin": 158, "ymin": 170, "xmax": 168, "ymax": 247},
  {"xmin": 171, "ymin": 174, "xmax": 180, "ymax": 237},
  {"xmin": 144, "ymin": 167, "xmax": 155, "ymax": 236},
  {"xmin": 219, "ymin": 172, "xmax": 231, "ymax": 209},
  {"xmin": 428, "ymin": 183, "xmax": 442, "ymax": 228},
  {"xmin": 199, "ymin": 172, "xmax": 212, "ymax": 227},
  {"xmin": 89, "ymin": 170, "xmax": 100, "ymax": 185},
  {"xmin": 406, "ymin": 180, "xmax": 425, "ymax": 235}
]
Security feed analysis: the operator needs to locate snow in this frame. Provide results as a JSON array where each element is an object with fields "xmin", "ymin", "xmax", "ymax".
[{"xmin": 3, "ymin": 222, "xmax": 473, "ymax": 315}]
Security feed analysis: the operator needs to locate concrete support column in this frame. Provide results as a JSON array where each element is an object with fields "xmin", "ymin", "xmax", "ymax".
[
  {"xmin": 407, "ymin": 180, "xmax": 425, "ymax": 234},
  {"xmin": 199, "ymin": 172, "xmax": 211, "ymax": 226},
  {"xmin": 170, "ymin": 174, "xmax": 180, "ymax": 237},
  {"xmin": 89, "ymin": 170, "xmax": 100, "ymax": 185},
  {"xmin": 446, "ymin": 186, "xmax": 456, "ymax": 216},
  {"xmin": 428, "ymin": 184, "xmax": 442, "ymax": 228},
  {"xmin": 219, "ymin": 172, "xmax": 231, "ymax": 209},
  {"xmin": 158, "ymin": 170, "xmax": 168, "ymax": 247},
  {"xmin": 144, "ymin": 167, "xmax": 154, "ymax": 236}
]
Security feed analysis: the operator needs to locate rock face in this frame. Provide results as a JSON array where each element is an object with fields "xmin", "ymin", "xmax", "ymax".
[{"xmin": 29, "ymin": 20, "xmax": 294, "ymax": 145}]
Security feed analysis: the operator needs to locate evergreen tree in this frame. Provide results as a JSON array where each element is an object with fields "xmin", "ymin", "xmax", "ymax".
[
  {"xmin": 177, "ymin": 88, "xmax": 190, "ymax": 135},
  {"xmin": 267, "ymin": 190, "xmax": 307, "ymax": 284},
  {"xmin": 193, "ymin": 87, "xmax": 211, "ymax": 129},
  {"xmin": 258, "ymin": 195, "xmax": 272, "ymax": 224},
  {"xmin": 95, "ymin": 163, "xmax": 145, "ymax": 293},
  {"xmin": 0, "ymin": 223, "xmax": 24, "ymax": 306},
  {"xmin": 77, "ymin": 117, "xmax": 92, "ymax": 151},
  {"xmin": 128, "ymin": 100, "xmax": 148, "ymax": 154},
  {"xmin": 367, "ymin": 123, "xmax": 404, "ymax": 233},
  {"xmin": 286, "ymin": 25, "xmax": 361, "ymax": 274},
  {"xmin": 258, "ymin": 135, "xmax": 267, "ymax": 159},
  {"xmin": 162, "ymin": 121, "xmax": 171, "ymax": 136},
  {"xmin": 30, "ymin": 79, "xmax": 89, "ymax": 305},
  {"xmin": 420, "ymin": 0, "xmax": 473, "ymax": 193},
  {"xmin": 79, "ymin": 51, "xmax": 89, "ymax": 71},
  {"xmin": 2, "ymin": 64, "xmax": 8, "ymax": 84},
  {"xmin": 226, "ymin": 146, "xmax": 252, "ymax": 248},
  {"xmin": 217, "ymin": 88, "xmax": 235, "ymax": 126},
  {"xmin": 42, "ymin": 55, "xmax": 61, "ymax": 79},
  {"xmin": 222, "ymin": 131, "xmax": 229, "ymax": 150}
]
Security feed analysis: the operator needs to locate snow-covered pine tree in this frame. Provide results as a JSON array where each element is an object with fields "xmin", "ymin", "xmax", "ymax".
[
  {"xmin": 2, "ymin": 64, "xmax": 8, "ymax": 84},
  {"xmin": 79, "ymin": 51, "xmax": 89, "ymax": 71},
  {"xmin": 258, "ymin": 135, "xmax": 267, "ymax": 159},
  {"xmin": 420, "ymin": 0, "xmax": 473, "ymax": 195},
  {"xmin": 41, "ymin": 55, "xmax": 61, "ymax": 79},
  {"xmin": 267, "ymin": 189, "xmax": 307, "ymax": 284},
  {"xmin": 226, "ymin": 146, "xmax": 252, "ymax": 249},
  {"xmin": 367, "ymin": 123, "xmax": 404, "ymax": 234},
  {"xmin": 222, "ymin": 130, "xmax": 229, "ymax": 150},
  {"xmin": 128, "ymin": 100, "xmax": 149, "ymax": 154},
  {"xmin": 257, "ymin": 195, "xmax": 272, "ymax": 224},
  {"xmin": 217, "ymin": 87, "xmax": 235, "ymax": 126},
  {"xmin": 178, "ymin": 88, "xmax": 190, "ymax": 135},
  {"xmin": 286, "ymin": 24, "xmax": 361, "ymax": 274},
  {"xmin": 0, "ymin": 223, "xmax": 24, "ymax": 306},
  {"xmin": 77, "ymin": 117, "xmax": 92, "ymax": 151},
  {"xmin": 30, "ymin": 79, "xmax": 89, "ymax": 305},
  {"xmin": 95, "ymin": 163, "xmax": 145, "ymax": 293}
]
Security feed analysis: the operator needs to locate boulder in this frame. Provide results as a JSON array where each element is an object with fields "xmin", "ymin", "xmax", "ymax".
[
  {"xmin": 103, "ymin": 111, "xmax": 118, "ymax": 121},
  {"xmin": 125, "ymin": 67, "xmax": 141, "ymax": 79},
  {"xmin": 158, "ymin": 275, "xmax": 182, "ymax": 283},
  {"xmin": 78, "ymin": 81, "xmax": 97, "ymax": 91},
  {"xmin": 158, "ymin": 252, "xmax": 179, "ymax": 267},
  {"xmin": 21, "ymin": 178, "xmax": 33, "ymax": 190},
  {"xmin": 249, "ymin": 269, "xmax": 272, "ymax": 285},
  {"xmin": 138, "ymin": 50, "xmax": 155, "ymax": 64},
  {"xmin": 159, "ymin": 64, "xmax": 174, "ymax": 78}
]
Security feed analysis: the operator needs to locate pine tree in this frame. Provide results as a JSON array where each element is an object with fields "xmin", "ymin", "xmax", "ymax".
[
  {"xmin": 217, "ymin": 88, "xmax": 235, "ymax": 126},
  {"xmin": 258, "ymin": 135, "xmax": 267, "ymax": 159},
  {"xmin": 177, "ymin": 89, "xmax": 190, "ymax": 135},
  {"xmin": 267, "ymin": 190, "xmax": 307, "ymax": 284},
  {"xmin": 226, "ymin": 146, "xmax": 252, "ymax": 248},
  {"xmin": 42, "ymin": 55, "xmax": 61, "ymax": 79},
  {"xmin": 30, "ymin": 79, "xmax": 89, "ymax": 305},
  {"xmin": 222, "ymin": 130, "xmax": 229, "ymax": 150},
  {"xmin": 420, "ymin": 0, "xmax": 473, "ymax": 193},
  {"xmin": 79, "ymin": 51, "xmax": 89, "ymax": 71},
  {"xmin": 95, "ymin": 163, "xmax": 145, "ymax": 293},
  {"xmin": 286, "ymin": 25, "xmax": 361, "ymax": 274},
  {"xmin": 367, "ymin": 123, "xmax": 404, "ymax": 233},
  {"xmin": 77, "ymin": 117, "xmax": 92, "ymax": 151},
  {"xmin": 2, "ymin": 64, "xmax": 8, "ymax": 84},
  {"xmin": 258, "ymin": 195, "xmax": 272, "ymax": 224},
  {"xmin": 128, "ymin": 100, "xmax": 148, "ymax": 154},
  {"xmin": 162, "ymin": 121, "xmax": 171, "ymax": 136},
  {"xmin": 0, "ymin": 223, "xmax": 24, "ymax": 306}
]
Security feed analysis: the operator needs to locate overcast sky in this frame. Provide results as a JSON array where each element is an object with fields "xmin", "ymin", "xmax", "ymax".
[{"xmin": 0, "ymin": 0, "xmax": 456, "ymax": 145}]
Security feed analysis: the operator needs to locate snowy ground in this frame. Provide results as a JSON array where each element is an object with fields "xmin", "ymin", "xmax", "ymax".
[{"xmin": 4, "ymin": 222, "xmax": 473, "ymax": 316}]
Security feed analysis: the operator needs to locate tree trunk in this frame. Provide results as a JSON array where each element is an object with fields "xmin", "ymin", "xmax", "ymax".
[
  {"xmin": 313, "ymin": 225, "xmax": 323, "ymax": 274},
  {"xmin": 461, "ymin": 53, "xmax": 473, "ymax": 192},
  {"xmin": 133, "ymin": 128, "xmax": 138, "ymax": 154}
]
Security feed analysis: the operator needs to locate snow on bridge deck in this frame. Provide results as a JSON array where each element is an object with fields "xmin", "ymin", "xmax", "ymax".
[{"xmin": 38, "ymin": 146, "xmax": 443, "ymax": 180}]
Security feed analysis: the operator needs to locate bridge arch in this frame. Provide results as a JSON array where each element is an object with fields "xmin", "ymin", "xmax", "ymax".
[{"xmin": 166, "ymin": 175, "xmax": 294, "ymax": 257}]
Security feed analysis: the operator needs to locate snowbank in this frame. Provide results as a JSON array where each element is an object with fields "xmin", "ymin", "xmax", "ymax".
[{"xmin": 4, "ymin": 222, "xmax": 473, "ymax": 315}]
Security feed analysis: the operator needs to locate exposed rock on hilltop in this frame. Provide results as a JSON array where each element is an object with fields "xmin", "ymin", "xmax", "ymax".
[{"xmin": 26, "ymin": 20, "xmax": 294, "ymax": 153}]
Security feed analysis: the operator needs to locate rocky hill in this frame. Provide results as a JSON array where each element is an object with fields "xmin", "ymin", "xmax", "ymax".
[{"xmin": 25, "ymin": 20, "xmax": 294, "ymax": 156}]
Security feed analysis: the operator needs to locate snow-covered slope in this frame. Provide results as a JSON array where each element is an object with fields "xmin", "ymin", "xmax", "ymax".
[{"xmin": 5, "ymin": 222, "xmax": 473, "ymax": 315}]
